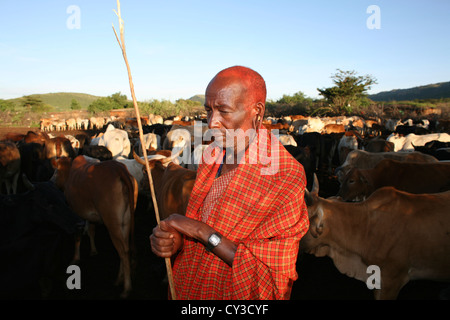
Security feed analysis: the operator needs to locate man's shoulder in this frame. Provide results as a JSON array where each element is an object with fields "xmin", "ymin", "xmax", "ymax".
[{"xmin": 275, "ymin": 143, "xmax": 306, "ymax": 177}]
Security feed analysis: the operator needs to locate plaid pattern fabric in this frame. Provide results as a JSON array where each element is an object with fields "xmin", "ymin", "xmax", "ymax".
[
  {"xmin": 201, "ymin": 168, "xmax": 237, "ymax": 223},
  {"xmin": 172, "ymin": 127, "xmax": 309, "ymax": 300}
]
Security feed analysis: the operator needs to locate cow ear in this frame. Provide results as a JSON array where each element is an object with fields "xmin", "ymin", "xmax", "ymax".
[
  {"xmin": 50, "ymin": 157, "xmax": 58, "ymax": 169},
  {"xmin": 309, "ymin": 207, "xmax": 324, "ymax": 238}
]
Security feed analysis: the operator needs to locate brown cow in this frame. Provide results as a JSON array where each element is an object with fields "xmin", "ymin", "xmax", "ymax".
[
  {"xmin": 300, "ymin": 178, "xmax": 450, "ymax": 300},
  {"xmin": 338, "ymin": 158, "xmax": 450, "ymax": 201},
  {"xmin": 44, "ymin": 136, "xmax": 76, "ymax": 159},
  {"xmin": 321, "ymin": 124, "xmax": 346, "ymax": 134},
  {"xmin": 51, "ymin": 155, "xmax": 138, "ymax": 298},
  {"xmin": 335, "ymin": 149, "xmax": 439, "ymax": 183},
  {"xmin": 0, "ymin": 141, "xmax": 21, "ymax": 194},
  {"xmin": 133, "ymin": 150, "xmax": 196, "ymax": 220}
]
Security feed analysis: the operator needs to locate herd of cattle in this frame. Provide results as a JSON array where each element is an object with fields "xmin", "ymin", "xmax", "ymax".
[{"xmin": 1, "ymin": 112, "xmax": 449, "ymax": 299}]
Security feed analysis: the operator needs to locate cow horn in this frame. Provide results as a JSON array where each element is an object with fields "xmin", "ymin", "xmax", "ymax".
[
  {"xmin": 312, "ymin": 173, "xmax": 319, "ymax": 195},
  {"xmin": 304, "ymin": 188, "xmax": 313, "ymax": 207},
  {"xmin": 305, "ymin": 173, "xmax": 319, "ymax": 207},
  {"xmin": 161, "ymin": 147, "xmax": 184, "ymax": 164},
  {"xmin": 133, "ymin": 149, "xmax": 146, "ymax": 165},
  {"xmin": 22, "ymin": 173, "xmax": 35, "ymax": 191}
]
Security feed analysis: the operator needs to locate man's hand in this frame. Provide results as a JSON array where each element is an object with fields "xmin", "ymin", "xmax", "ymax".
[
  {"xmin": 150, "ymin": 216, "xmax": 184, "ymax": 258},
  {"xmin": 150, "ymin": 214, "xmax": 237, "ymax": 266}
]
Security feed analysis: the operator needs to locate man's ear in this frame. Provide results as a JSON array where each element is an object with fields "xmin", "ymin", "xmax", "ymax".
[{"xmin": 254, "ymin": 102, "xmax": 265, "ymax": 119}]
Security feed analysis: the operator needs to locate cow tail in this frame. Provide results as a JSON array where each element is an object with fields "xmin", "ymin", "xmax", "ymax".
[{"xmin": 118, "ymin": 164, "xmax": 137, "ymax": 260}]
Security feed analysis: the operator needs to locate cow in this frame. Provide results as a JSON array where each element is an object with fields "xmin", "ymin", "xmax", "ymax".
[
  {"xmin": 97, "ymin": 124, "xmax": 131, "ymax": 160},
  {"xmin": 0, "ymin": 177, "xmax": 82, "ymax": 298},
  {"xmin": 43, "ymin": 136, "xmax": 77, "ymax": 160},
  {"xmin": 148, "ymin": 114, "xmax": 164, "ymax": 125},
  {"xmin": 413, "ymin": 140, "xmax": 450, "ymax": 161},
  {"xmin": 321, "ymin": 124, "xmax": 346, "ymax": 134},
  {"xmin": 3, "ymin": 131, "xmax": 47, "ymax": 146},
  {"xmin": 133, "ymin": 150, "xmax": 196, "ymax": 220},
  {"xmin": 81, "ymin": 145, "xmax": 113, "ymax": 161},
  {"xmin": 362, "ymin": 137, "xmax": 394, "ymax": 153},
  {"xmin": 65, "ymin": 118, "xmax": 76, "ymax": 131},
  {"xmin": 298, "ymin": 117, "xmax": 325, "ymax": 134},
  {"xmin": 89, "ymin": 116, "xmax": 105, "ymax": 130},
  {"xmin": 0, "ymin": 141, "xmax": 21, "ymax": 194},
  {"xmin": 116, "ymin": 150, "xmax": 174, "ymax": 193},
  {"xmin": 51, "ymin": 155, "xmax": 138, "ymax": 298},
  {"xmin": 300, "ymin": 177, "xmax": 450, "ymax": 300},
  {"xmin": 18, "ymin": 142, "xmax": 54, "ymax": 185},
  {"xmin": 278, "ymin": 134, "xmax": 297, "ymax": 147},
  {"xmin": 337, "ymin": 132, "xmax": 359, "ymax": 165},
  {"xmin": 337, "ymin": 159, "xmax": 450, "ymax": 201},
  {"xmin": 135, "ymin": 132, "xmax": 161, "ymax": 156},
  {"xmin": 335, "ymin": 149, "xmax": 439, "ymax": 184},
  {"xmin": 387, "ymin": 133, "xmax": 450, "ymax": 152},
  {"xmin": 52, "ymin": 119, "xmax": 66, "ymax": 131},
  {"xmin": 283, "ymin": 144, "xmax": 315, "ymax": 192}
]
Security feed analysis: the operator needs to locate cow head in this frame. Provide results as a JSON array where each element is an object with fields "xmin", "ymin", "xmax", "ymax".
[
  {"xmin": 300, "ymin": 174, "xmax": 330, "ymax": 255},
  {"xmin": 50, "ymin": 157, "xmax": 73, "ymax": 191},
  {"xmin": 336, "ymin": 168, "xmax": 371, "ymax": 202}
]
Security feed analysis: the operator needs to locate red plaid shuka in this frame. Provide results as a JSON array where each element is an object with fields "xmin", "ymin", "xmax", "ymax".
[{"xmin": 172, "ymin": 127, "xmax": 309, "ymax": 300}]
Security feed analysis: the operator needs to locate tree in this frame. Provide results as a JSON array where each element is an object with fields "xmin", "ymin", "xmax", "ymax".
[
  {"xmin": 110, "ymin": 92, "xmax": 131, "ymax": 109},
  {"xmin": 88, "ymin": 92, "xmax": 132, "ymax": 114},
  {"xmin": 22, "ymin": 95, "xmax": 52, "ymax": 113},
  {"xmin": 265, "ymin": 91, "xmax": 313, "ymax": 117},
  {"xmin": 71, "ymin": 98, "xmax": 82, "ymax": 110},
  {"xmin": 88, "ymin": 97, "xmax": 114, "ymax": 113},
  {"xmin": 317, "ymin": 69, "xmax": 377, "ymax": 115}
]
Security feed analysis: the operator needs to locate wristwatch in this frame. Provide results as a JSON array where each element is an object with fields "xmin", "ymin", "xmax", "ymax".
[{"xmin": 206, "ymin": 232, "xmax": 222, "ymax": 252}]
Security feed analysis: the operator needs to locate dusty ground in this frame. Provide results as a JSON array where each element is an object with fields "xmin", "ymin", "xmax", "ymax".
[{"xmin": 1, "ymin": 126, "xmax": 448, "ymax": 300}]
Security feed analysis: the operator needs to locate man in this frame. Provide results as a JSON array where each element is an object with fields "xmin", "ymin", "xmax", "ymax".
[{"xmin": 150, "ymin": 66, "xmax": 309, "ymax": 299}]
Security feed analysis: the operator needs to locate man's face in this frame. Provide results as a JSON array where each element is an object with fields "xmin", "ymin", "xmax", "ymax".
[
  {"xmin": 204, "ymin": 76, "xmax": 257, "ymax": 155},
  {"xmin": 204, "ymin": 76, "xmax": 254, "ymax": 131}
]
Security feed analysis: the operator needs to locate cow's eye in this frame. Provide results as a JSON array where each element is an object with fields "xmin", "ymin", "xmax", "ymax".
[{"xmin": 349, "ymin": 179, "xmax": 355, "ymax": 184}]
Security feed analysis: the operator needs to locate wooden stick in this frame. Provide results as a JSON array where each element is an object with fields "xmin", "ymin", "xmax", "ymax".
[{"xmin": 112, "ymin": 0, "xmax": 177, "ymax": 300}]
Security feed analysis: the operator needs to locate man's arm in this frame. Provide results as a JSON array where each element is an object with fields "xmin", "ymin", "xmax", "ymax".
[{"xmin": 150, "ymin": 214, "xmax": 237, "ymax": 267}]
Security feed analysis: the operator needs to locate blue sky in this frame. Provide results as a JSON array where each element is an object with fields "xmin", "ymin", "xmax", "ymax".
[{"xmin": 1, "ymin": 0, "xmax": 449, "ymax": 102}]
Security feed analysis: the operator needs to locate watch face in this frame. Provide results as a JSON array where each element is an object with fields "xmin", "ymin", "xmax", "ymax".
[{"xmin": 209, "ymin": 234, "xmax": 221, "ymax": 246}]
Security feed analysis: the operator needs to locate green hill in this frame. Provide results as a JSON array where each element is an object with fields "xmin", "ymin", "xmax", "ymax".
[
  {"xmin": 9, "ymin": 92, "xmax": 102, "ymax": 111},
  {"xmin": 188, "ymin": 94, "xmax": 205, "ymax": 105},
  {"xmin": 369, "ymin": 81, "xmax": 450, "ymax": 101}
]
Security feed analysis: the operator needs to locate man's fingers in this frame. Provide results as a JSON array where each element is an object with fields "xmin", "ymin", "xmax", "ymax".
[
  {"xmin": 153, "ymin": 220, "xmax": 174, "ymax": 238},
  {"xmin": 150, "ymin": 234, "xmax": 174, "ymax": 257},
  {"xmin": 150, "ymin": 220, "xmax": 181, "ymax": 258}
]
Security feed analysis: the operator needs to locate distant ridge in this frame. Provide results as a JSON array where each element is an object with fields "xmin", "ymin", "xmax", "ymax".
[
  {"xmin": 188, "ymin": 94, "xmax": 205, "ymax": 105},
  {"xmin": 8, "ymin": 92, "xmax": 102, "ymax": 110},
  {"xmin": 369, "ymin": 81, "xmax": 450, "ymax": 101}
]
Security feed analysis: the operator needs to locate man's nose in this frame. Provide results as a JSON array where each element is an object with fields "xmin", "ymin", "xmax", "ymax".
[{"xmin": 208, "ymin": 111, "xmax": 221, "ymax": 129}]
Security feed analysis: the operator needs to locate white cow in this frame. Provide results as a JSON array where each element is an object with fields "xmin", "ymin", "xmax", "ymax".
[
  {"xmin": 64, "ymin": 135, "xmax": 81, "ymax": 156},
  {"xmin": 387, "ymin": 133, "xmax": 450, "ymax": 152},
  {"xmin": 115, "ymin": 154, "xmax": 173, "ymax": 192},
  {"xmin": 338, "ymin": 134, "xmax": 359, "ymax": 164},
  {"xmin": 136, "ymin": 133, "xmax": 161, "ymax": 156},
  {"xmin": 278, "ymin": 134, "xmax": 297, "ymax": 147},
  {"xmin": 98, "ymin": 124, "xmax": 131, "ymax": 159},
  {"xmin": 298, "ymin": 117, "xmax": 325, "ymax": 134}
]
